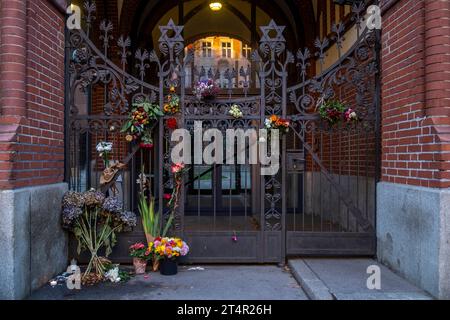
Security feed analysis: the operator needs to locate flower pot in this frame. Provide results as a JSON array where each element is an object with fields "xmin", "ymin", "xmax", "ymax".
[
  {"xmin": 133, "ymin": 258, "xmax": 147, "ymax": 274},
  {"xmin": 160, "ymin": 259, "xmax": 178, "ymax": 276}
]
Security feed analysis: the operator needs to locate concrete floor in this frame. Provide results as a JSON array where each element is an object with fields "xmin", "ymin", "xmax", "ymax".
[
  {"xmin": 290, "ymin": 258, "xmax": 432, "ymax": 300},
  {"xmin": 28, "ymin": 265, "xmax": 308, "ymax": 300}
]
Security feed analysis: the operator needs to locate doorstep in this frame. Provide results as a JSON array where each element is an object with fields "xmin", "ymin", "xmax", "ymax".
[{"xmin": 288, "ymin": 258, "xmax": 432, "ymax": 300}]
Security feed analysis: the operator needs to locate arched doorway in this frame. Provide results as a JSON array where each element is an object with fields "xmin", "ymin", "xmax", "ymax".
[{"xmin": 67, "ymin": 0, "xmax": 379, "ymax": 263}]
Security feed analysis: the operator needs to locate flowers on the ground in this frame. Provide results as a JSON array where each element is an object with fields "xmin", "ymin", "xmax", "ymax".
[
  {"xmin": 61, "ymin": 190, "xmax": 137, "ymax": 280},
  {"xmin": 129, "ymin": 242, "xmax": 152, "ymax": 260},
  {"xmin": 163, "ymin": 87, "xmax": 181, "ymax": 115},
  {"xmin": 96, "ymin": 142, "xmax": 113, "ymax": 167},
  {"xmin": 264, "ymin": 115, "xmax": 290, "ymax": 134},
  {"xmin": 151, "ymin": 237, "xmax": 189, "ymax": 260},
  {"xmin": 229, "ymin": 104, "xmax": 243, "ymax": 118},
  {"xmin": 166, "ymin": 118, "xmax": 178, "ymax": 130},
  {"xmin": 193, "ymin": 79, "xmax": 219, "ymax": 101},
  {"xmin": 121, "ymin": 102, "xmax": 163, "ymax": 148}
]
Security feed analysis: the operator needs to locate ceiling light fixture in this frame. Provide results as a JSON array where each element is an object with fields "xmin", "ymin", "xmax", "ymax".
[{"xmin": 209, "ymin": 2, "xmax": 223, "ymax": 11}]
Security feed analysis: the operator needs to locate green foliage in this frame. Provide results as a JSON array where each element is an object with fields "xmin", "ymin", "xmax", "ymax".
[
  {"xmin": 139, "ymin": 193, "xmax": 173, "ymax": 240},
  {"xmin": 318, "ymin": 100, "xmax": 346, "ymax": 125}
]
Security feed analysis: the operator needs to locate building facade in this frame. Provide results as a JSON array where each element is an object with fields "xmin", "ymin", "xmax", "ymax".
[{"xmin": 0, "ymin": 0, "xmax": 449, "ymax": 299}]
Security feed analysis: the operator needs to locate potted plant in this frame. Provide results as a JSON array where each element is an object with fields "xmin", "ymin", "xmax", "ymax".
[
  {"xmin": 152, "ymin": 237, "xmax": 190, "ymax": 276},
  {"xmin": 129, "ymin": 242, "xmax": 151, "ymax": 274},
  {"xmin": 193, "ymin": 79, "xmax": 220, "ymax": 102}
]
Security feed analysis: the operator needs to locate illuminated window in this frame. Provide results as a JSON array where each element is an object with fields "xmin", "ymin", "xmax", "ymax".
[
  {"xmin": 242, "ymin": 44, "xmax": 252, "ymax": 59},
  {"xmin": 202, "ymin": 42, "xmax": 212, "ymax": 58},
  {"xmin": 222, "ymin": 42, "xmax": 232, "ymax": 58}
]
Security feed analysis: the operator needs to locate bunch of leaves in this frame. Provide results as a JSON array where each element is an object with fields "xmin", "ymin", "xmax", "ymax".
[
  {"xmin": 139, "ymin": 193, "xmax": 173, "ymax": 240},
  {"xmin": 318, "ymin": 100, "xmax": 346, "ymax": 125},
  {"xmin": 121, "ymin": 102, "xmax": 163, "ymax": 141}
]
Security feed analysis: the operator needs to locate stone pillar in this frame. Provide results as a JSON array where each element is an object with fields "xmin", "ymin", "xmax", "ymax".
[
  {"xmin": 0, "ymin": 0, "xmax": 68, "ymax": 300},
  {"xmin": 378, "ymin": 0, "xmax": 450, "ymax": 299}
]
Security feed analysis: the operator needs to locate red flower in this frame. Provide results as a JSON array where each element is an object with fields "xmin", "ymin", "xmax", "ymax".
[
  {"xmin": 166, "ymin": 118, "xmax": 178, "ymax": 130},
  {"xmin": 140, "ymin": 143, "xmax": 154, "ymax": 149},
  {"xmin": 164, "ymin": 193, "xmax": 172, "ymax": 200},
  {"xmin": 171, "ymin": 163, "xmax": 185, "ymax": 173}
]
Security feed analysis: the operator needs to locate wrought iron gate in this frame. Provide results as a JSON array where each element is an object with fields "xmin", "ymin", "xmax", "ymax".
[{"xmin": 67, "ymin": 2, "xmax": 379, "ymax": 263}]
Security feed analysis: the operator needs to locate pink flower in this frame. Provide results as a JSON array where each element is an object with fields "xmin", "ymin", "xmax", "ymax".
[
  {"xmin": 171, "ymin": 163, "xmax": 185, "ymax": 173},
  {"xmin": 164, "ymin": 193, "xmax": 172, "ymax": 200}
]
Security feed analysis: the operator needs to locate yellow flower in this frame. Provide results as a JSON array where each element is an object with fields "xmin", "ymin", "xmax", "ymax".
[{"xmin": 125, "ymin": 135, "xmax": 133, "ymax": 142}]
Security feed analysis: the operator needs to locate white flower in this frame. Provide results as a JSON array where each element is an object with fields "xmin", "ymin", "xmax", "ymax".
[
  {"xmin": 96, "ymin": 141, "xmax": 113, "ymax": 153},
  {"xmin": 105, "ymin": 267, "xmax": 120, "ymax": 283},
  {"xmin": 350, "ymin": 112, "xmax": 357, "ymax": 119}
]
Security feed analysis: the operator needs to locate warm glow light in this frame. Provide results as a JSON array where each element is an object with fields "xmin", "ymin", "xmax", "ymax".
[{"xmin": 209, "ymin": 2, "xmax": 223, "ymax": 11}]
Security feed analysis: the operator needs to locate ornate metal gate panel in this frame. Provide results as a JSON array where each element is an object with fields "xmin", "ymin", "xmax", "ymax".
[{"xmin": 67, "ymin": 2, "xmax": 379, "ymax": 263}]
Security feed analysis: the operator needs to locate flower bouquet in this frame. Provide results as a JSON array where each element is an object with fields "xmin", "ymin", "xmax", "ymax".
[
  {"xmin": 318, "ymin": 100, "xmax": 346, "ymax": 125},
  {"xmin": 129, "ymin": 242, "xmax": 151, "ymax": 274},
  {"xmin": 193, "ymin": 79, "xmax": 220, "ymax": 102},
  {"xmin": 163, "ymin": 86, "xmax": 181, "ymax": 115},
  {"xmin": 151, "ymin": 237, "xmax": 190, "ymax": 275},
  {"xmin": 121, "ymin": 102, "xmax": 164, "ymax": 149},
  {"xmin": 96, "ymin": 141, "xmax": 113, "ymax": 167},
  {"xmin": 229, "ymin": 104, "xmax": 243, "ymax": 119},
  {"xmin": 264, "ymin": 115, "xmax": 290, "ymax": 135},
  {"xmin": 344, "ymin": 108, "xmax": 358, "ymax": 123},
  {"xmin": 61, "ymin": 190, "xmax": 137, "ymax": 282}
]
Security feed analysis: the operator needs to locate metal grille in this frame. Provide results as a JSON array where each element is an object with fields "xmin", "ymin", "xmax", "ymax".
[{"xmin": 67, "ymin": 1, "xmax": 380, "ymax": 262}]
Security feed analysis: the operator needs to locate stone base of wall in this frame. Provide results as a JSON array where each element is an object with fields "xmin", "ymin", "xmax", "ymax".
[
  {"xmin": 0, "ymin": 183, "xmax": 68, "ymax": 300},
  {"xmin": 377, "ymin": 182, "xmax": 450, "ymax": 299}
]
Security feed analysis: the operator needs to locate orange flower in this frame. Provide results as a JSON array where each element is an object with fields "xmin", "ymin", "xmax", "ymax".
[{"xmin": 270, "ymin": 115, "xmax": 279, "ymax": 123}]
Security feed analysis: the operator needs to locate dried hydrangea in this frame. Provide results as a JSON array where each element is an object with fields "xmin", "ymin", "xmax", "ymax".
[
  {"xmin": 62, "ymin": 205, "xmax": 83, "ymax": 228},
  {"xmin": 84, "ymin": 190, "xmax": 105, "ymax": 207},
  {"xmin": 62, "ymin": 191, "xmax": 85, "ymax": 208},
  {"xmin": 102, "ymin": 196, "xmax": 123, "ymax": 213},
  {"xmin": 118, "ymin": 211, "xmax": 137, "ymax": 228}
]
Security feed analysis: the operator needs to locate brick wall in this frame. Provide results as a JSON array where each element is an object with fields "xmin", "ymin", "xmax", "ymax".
[
  {"xmin": 381, "ymin": 0, "xmax": 450, "ymax": 188},
  {"xmin": 0, "ymin": 0, "xmax": 65, "ymax": 189}
]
